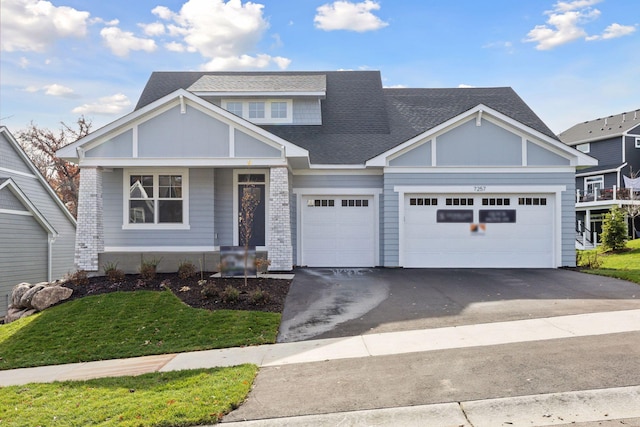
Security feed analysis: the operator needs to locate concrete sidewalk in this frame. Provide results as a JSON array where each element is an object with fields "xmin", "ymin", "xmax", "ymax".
[
  {"xmin": 2, "ymin": 309, "xmax": 640, "ymax": 426},
  {"xmin": 2, "ymin": 308, "xmax": 640, "ymax": 386}
]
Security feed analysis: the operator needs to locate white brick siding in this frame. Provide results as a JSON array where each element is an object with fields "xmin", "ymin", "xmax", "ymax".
[
  {"xmin": 267, "ymin": 166, "xmax": 293, "ymax": 270},
  {"xmin": 74, "ymin": 167, "xmax": 104, "ymax": 271}
]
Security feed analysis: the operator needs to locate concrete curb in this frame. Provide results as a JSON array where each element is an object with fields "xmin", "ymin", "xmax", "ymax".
[{"xmin": 220, "ymin": 385, "xmax": 640, "ymax": 426}]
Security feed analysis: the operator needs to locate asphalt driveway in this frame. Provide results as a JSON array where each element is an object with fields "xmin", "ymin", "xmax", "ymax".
[{"xmin": 277, "ymin": 268, "xmax": 640, "ymax": 342}]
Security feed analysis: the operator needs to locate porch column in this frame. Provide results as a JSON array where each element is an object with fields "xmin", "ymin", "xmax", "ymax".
[
  {"xmin": 267, "ymin": 166, "xmax": 293, "ymax": 271},
  {"xmin": 74, "ymin": 167, "xmax": 104, "ymax": 271}
]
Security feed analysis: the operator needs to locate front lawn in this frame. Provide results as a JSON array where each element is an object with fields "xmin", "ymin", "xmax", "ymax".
[
  {"xmin": 0, "ymin": 366, "xmax": 257, "ymax": 426},
  {"xmin": 0, "ymin": 290, "xmax": 280, "ymax": 370},
  {"xmin": 579, "ymin": 238, "xmax": 640, "ymax": 284}
]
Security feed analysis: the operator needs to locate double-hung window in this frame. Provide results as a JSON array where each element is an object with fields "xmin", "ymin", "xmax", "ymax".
[
  {"xmin": 222, "ymin": 99, "xmax": 292, "ymax": 124},
  {"xmin": 125, "ymin": 169, "xmax": 189, "ymax": 229}
]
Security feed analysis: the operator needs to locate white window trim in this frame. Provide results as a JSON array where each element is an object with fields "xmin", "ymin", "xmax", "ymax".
[
  {"xmin": 222, "ymin": 99, "xmax": 293, "ymax": 124},
  {"xmin": 635, "ymin": 137, "xmax": 640, "ymax": 148},
  {"xmin": 123, "ymin": 168, "xmax": 190, "ymax": 230},
  {"xmin": 584, "ymin": 175, "xmax": 604, "ymax": 192},
  {"xmin": 233, "ymin": 169, "xmax": 270, "ymax": 250}
]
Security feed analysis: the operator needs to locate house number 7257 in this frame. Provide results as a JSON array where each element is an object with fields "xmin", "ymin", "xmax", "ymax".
[{"xmin": 474, "ymin": 186, "xmax": 486, "ymax": 192}]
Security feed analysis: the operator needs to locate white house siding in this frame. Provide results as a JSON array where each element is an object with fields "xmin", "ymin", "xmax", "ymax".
[
  {"xmin": 382, "ymin": 172, "xmax": 576, "ymax": 267},
  {"xmin": 0, "ymin": 213, "xmax": 48, "ymax": 315}
]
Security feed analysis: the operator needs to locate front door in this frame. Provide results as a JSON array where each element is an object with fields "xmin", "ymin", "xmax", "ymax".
[{"xmin": 237, "ymin": 173, "xmax": 266, "ymax": 247}]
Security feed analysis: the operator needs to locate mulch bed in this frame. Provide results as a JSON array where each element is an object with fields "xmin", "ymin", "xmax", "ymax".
[{"xmin": 61, "ymin": 273, "xmax": 292, "ymax": 313}]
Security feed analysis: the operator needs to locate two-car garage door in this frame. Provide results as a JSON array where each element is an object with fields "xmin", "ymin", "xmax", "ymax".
[
  {"xmin": 402, "ymin": 193, "xmax": 555, "ymax": 268},
  {"xmin": 298, "ymin": 192, "xmax": 556, "ymax": 268}
]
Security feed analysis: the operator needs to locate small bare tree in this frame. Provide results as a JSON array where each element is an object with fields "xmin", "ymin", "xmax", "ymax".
[
  {"xmin": 16, "ymin": 117, "xmax": 91, "ymax": 217},
  {"xmin": 239, "ymin": 184, "xmax": 260, "ymax": 286},
  {"xmin": 622, "ymin": 168, "xmax": 640, "ymax": 239}
]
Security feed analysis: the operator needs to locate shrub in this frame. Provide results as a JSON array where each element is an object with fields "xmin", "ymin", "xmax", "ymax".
[
  {"xmin": 576, "ymin": 250, "xmax": 602, "ymax": 269},
  {"xmin": 178, "ymin": 260, "xmax": 197, "ymax": 280},
  {"xmin": 601, "ymin": 206, "xmax": 628, "ymax": 252},
  {"xmin": 249, "ymin": 288, "xmax": 270, "ymax": 305},
  {"xmin": 201, "ymin": 284, "xmax": 219, "ymax": 299},
  {"xmin": 139, "ymin": 258, "xmax": 161, "ymax": 281},
  {"xmin": 68, "ymin": 269, "xmax": 89, "ymax": 286},
  {"xmin": 103, "ymin": 262, "xmax": 125, "ymax": 283},
  {"xmin": 221, "ymin": 286, "xmax": 241, "ymax": 304},
  {"xmin": 254, "ymin": 258, "xmax": 271, "ymax": 274}
]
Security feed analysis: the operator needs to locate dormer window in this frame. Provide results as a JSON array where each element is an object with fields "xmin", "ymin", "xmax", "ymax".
[{"xmin": 223, "ymin": 99, "xmax": 292, "ymax": 124}]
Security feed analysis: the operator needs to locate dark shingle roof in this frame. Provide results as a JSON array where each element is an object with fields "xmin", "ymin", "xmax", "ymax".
[
  {"xmin": 558, "ymin": 109, "xmax": 640, "ymax": 145},
  {"xmin": 135, "ymin": 71, "xmax": 558, "ymax": 164}
]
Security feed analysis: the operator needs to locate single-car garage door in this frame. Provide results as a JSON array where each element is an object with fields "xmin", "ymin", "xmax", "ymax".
[
  {"xmin": 301, "ymin": 195, "xmax": 376, "ymax": 267},
  {"xmin": 402, "ymin": 194, "xmax": 554, "ymax": 268}
]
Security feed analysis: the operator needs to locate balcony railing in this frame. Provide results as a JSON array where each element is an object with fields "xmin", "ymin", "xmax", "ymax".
[{"xmin": 576, "ymin": 186, "xmax": 640, "ymax": 203}]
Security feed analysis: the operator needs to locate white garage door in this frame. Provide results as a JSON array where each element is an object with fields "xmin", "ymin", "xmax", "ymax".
[
  {"xmin": 301, "ymin": 195, "xmax": 376, "ymax": 267},
  {"xmin": 402, "ymin": 194, "xmax": 554, "ymax": 268}
]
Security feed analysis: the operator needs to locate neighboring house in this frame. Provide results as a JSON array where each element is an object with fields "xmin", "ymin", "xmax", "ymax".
[
  {"xmin": 57, "ymin": 71, "xmax": 595, "ymax": 273},
  {"xmin": 0, "ymin": 127, "xmax": 76, "ymax": 316},
  {"xmin": 558, "ymin": 109, "xmax": 640, "ymax": 247}
]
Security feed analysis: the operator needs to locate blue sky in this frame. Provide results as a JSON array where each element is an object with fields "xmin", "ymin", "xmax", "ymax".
[{"xmin": 1, "ymin": 0, "xmax": 638, "ymax": 135}]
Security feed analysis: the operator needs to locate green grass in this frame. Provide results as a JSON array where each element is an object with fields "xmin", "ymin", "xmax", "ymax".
[
  {"xmin": 0, "ymin": 365, "xmax": 257, "ymax": 426},
  {"xmin": 579, "ymin": 238, "xmax": 640, "ymax": 284},
  {"xmin": 0, "ymin": 290, "xmax": 280, "ymax": 370}
]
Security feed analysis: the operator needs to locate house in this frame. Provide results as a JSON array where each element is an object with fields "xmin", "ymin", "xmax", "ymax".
[
  {"xmin": 0, "ymin": 127, "xmax": 76, "ymax": 316},
  {"xmin": 57, "ymin": 71, "xmax": 595, "ymax": 273},
  {"xmin": 558, "ymin": 109, "xmax": 640, "ymax": 247}
]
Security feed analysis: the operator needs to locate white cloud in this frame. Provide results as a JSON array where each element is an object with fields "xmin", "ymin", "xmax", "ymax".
[
  {"xmin": 458, "ymin": 84, "xmax": 476, "ymax": 88},
  {"xmin": 525, "ymin": 1, "xmax": 635, "ymax": 50},
  {"xmin": 586, "ymin": 23, "xmax": 637, "ymax": 40},
  {"xmin": 165, "ymin": 41, "xmax": 186, "ymax": 52},
  {"xmin": 140, "ymin": 22, "xmax": 166, "ymax": 37},
  {"xmin": 44, "ymin": 84, "xmax": 75, "ymax": 97},
  {"xmin": 314, "ymin": 0, "xmax": 389, "ymax": 32},
  {"xmin": 148, "ymin": 0, "xmax": 289, "ymax": 70},
  {"xmin": 72, "ymin": 93, "xmax": 131, "ymax": 115},
  {"xmin": 1, "ymin": 0, "xmax": 90, "ymax": 52},
  {"xmin": 553, "ymin": 0, "xmax": 602, "ymax": 12},
  {"xmin": 23, "ymin": 83, "xmax": 77, "ymax": 98},
  {"xmin": 19, "ymin": 57, "xmax": 30, "ymax": 69},
  {"xmin": 201, "ymin": 54, "xmax": 290, "ymax": 71},
  {"xmin": 383, "ymin": 84, "xmax": 407, "ymax": 89},
  {"xmin": 100, "ymin": 26, "xmax": 157, "ymax": 57}
]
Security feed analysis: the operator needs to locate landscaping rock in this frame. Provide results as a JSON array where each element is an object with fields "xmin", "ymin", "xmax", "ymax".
[
  {"xmin": 19, "ymin": 283, "xmax": 46, "ymax": 308},
  {"xmin": 31, "ymin": 286, "xmax": 73, "ymax": 311},
  {"xmin": 5, "ymin": 307, "xmax": 37, "ymax": 324},
  {"xmin": 10, "ymin": 283, "xmax": 31, "ymax": 308}
]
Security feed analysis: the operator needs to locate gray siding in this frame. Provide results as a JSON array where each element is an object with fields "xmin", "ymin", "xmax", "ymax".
[
  {"xmin": 6, "ymin": 176, "xmax": 75, "ymax": 280},
  {"xmin": 138, "ymin": 106, "xmax": 230, "ymax": 157},
  {"xmin": 292, "ymin": 174, "xmax": 383, "ymax": 189},
  {"xmin": 389, "ymin": 142, "xmax": 431, "ymax": 167},
  {"xmin": 383, "ymin": 172, "xmax": 576, "ymax": 267},
  {"xmin": 0, "ymin": 213, "xmax": 48, "ymax": 316},
  {"xmin": 85, "ymin": 129, "xmax": 133, "ymax": 158},
  {"xmin": 527, "ymin": 141, "xmax": 570, "ymax": 166},
  {"xmin": 292, "ymin": 98, "xmax": 322, "ymax": 125},
  {"xmin": 234, "ymin": 130, "xmax": 281, "ymax": 157},
  {"xmin": 214, "ymin": 168, "xmax": 234, "ymax": 246},
  {"xmin": 0, "ymin": 135, "xmax": 33, "ymax": 175},
  {"xmin": 624, "ymin": 135, "xmax": 640, "ymax": 177},
  {"xmin": 0, "ymin": 187, "xmax": 28, "ymax": 211},
  {"xmin": 437, "ymin": 120, "xmax": 521, "ymax": 166},
  {"xmin": 589, "ymin": 137, "xmax": 622, "ymax": 165},
  {"xmin": 103, "ymin": 168, "xmax": 215, "ymax": 247}
]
